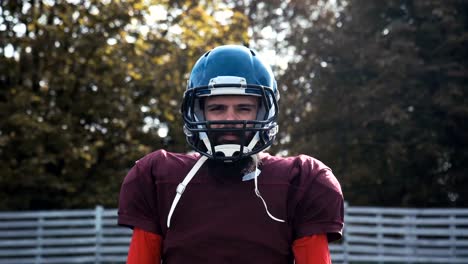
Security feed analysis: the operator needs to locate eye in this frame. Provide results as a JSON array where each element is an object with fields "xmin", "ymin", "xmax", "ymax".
[
  {"xmin": 238, "ymin": 105, "xmax": 256, "ymax": 112},
  {"xmin": 206, "ymin": 105, "xmax": 224, "ymax": 112}
]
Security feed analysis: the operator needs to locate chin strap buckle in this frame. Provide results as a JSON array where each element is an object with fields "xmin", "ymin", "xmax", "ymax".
[{"xmin": 176, "ymin": 183, "xmax": 186, "ymax": 195}]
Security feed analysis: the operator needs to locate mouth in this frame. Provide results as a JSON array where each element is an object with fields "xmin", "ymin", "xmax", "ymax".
[
  {"xmin": 211, "ymin": 129, "xmax": 255, "ymax": 146},
  {"xmin": 220, "ymin": 133, "xmax": 239, "ymax": 141},
  {"xmin": 214, "ymin": 132, "xmax": 242, "ymax": 145}
]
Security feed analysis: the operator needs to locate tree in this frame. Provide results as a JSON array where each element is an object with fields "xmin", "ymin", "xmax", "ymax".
[
  {"xmin": 0, "ymin": 0, "xmax": 249, "ymax": 210},
  {"xmin": 245, "ymin": 0, "xmax": 468, "ymax": 206}
]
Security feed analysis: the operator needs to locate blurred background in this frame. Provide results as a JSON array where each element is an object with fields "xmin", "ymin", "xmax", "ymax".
[{"xmin": 0, "ymin": 0, "xmax": 466, "ymax": 211}]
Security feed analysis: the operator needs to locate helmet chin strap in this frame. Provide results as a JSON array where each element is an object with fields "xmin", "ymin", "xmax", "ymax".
[
  {"xmin": 167, "ymin": 132, "xmax": 284, "ymax": 228},
  {"xmin": 251, "ymin": 154, "xmax": 285, "ymax": 223},
  {"xmin": 199, "ymin": 131, "xmax": 212, "ymax": 153},
  {"xmin": 167, "ymin": 155, "xmax": 208, "ymax": 228},
  {"xmin": 245, "ymin": 137, "xmax": 286, "ymax": 223}
]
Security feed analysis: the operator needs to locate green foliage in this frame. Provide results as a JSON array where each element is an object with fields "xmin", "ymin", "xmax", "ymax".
[
  {"xmin": 1, "ymin": 0, "xmax": 466, "ymax": 210},
  {"xmin": 249, "ymin": 0, "xmax": 468, "ymax": 207},
  {"xmin": 0, "ymin": 0, "xmax": 249, "ymax": 210}
]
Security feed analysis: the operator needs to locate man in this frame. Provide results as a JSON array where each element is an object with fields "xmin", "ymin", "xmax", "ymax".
[{"xmin": 118, "ymin": 45, "xmax": 344, "ymax": 263}]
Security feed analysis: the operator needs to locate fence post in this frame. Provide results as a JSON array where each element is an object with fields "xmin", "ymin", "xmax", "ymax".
[
  {"xmin": 376, "ymin": 212, "xmax": 383, "ymax": 264},
  {"xmin": 35, "ymin": 213, "xmax": 44, "ymax": 264},
  {"xmin": 449, "ymin": 214, "xmax": 456, "ymax": 258},
  {"xmin": 404, "ymin": 213, "xmax": 416, "ymax": 264},
  {"xmin": 343, "ymin": 201, "xmax": 349, "ymax": 264},
  {"xmin": 95, "ymin": 205, "xmax": 104, "ymax": 264}
]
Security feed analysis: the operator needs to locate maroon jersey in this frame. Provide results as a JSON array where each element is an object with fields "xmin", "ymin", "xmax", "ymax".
[{"xmin": 118, "ymin": 150, "xmax": 344, "ymax": 263}]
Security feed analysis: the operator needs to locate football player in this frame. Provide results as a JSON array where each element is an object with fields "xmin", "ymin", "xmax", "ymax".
[{"xmin": 118, "ymin": 45, "xmax": 344, "ymax": 263}]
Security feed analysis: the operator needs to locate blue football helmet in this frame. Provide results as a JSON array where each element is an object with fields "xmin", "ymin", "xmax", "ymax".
[{"xmin": 181, "ymin": 45, "xmax": 280, "ymax": 161}]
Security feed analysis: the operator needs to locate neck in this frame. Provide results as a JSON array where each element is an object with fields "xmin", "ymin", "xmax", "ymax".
[{"xmin": 206, "ymin": 154, "xmax": 259, "ymax": 180}]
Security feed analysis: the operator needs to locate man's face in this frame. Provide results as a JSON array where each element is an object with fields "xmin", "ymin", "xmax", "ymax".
[{"xmin": 203, "ymin": 95, "xmax": 258, "ymax": 145}]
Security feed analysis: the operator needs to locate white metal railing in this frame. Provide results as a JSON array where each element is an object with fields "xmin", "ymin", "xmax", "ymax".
[
  {"xmin": 1, "ymin": 204, "xmax": 467, "ymax": 263},
  {"xmin": 0, "ymin": 206, "xmax": 130, "ymax": 264},
  {"xmin": 330, "ymin": 204, "xmax": 468, "ymax": 263}
]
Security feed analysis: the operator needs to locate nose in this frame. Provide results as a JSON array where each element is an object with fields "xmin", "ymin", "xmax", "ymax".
[
  {"xmin": 222, "ymin": 108, "xmax": 242, "ymax": 128},
  {"xmin": 224, "ymin": 108, "xmax": 237, "ymax": 121}
]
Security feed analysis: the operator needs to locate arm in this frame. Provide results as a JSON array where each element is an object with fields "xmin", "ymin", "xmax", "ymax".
[
  {"xmin": 293, "ymin": 234, "xmax": 331, "ymax": 264},
  {"xmin": 127, "ymin": 228, "xmax": 162, "ymax": 264}
]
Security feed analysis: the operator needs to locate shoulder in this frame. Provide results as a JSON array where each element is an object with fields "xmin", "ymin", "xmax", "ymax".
[
  {"xmin": 261, "ymin": 152, "xmax": 341, "ymax": 194},
  {"xmin": 261, "ymin": 153, "xmax": 330, "ymax": 171},
  {"xmin": 260, "ymin": 152, "xmax": 331, "ymax": 179},
  {"xmin": 125, "ymin": 150, "xmax": 198, "ymax": 179},
  {"xmin": 135, "ymin": 149, "xmax": 199, "ymax": 167}
]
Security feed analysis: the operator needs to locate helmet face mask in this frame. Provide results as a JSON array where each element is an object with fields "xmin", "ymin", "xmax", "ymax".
[{"xmin": 181, "ymin": 45, "xmax": 280, "ymax": 162}]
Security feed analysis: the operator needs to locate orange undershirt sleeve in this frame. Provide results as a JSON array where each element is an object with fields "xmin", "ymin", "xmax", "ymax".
[
  {"xmin": 127, "ymin": 228, "xmax": 329, "ymax": 264},
  {"xmin": 293, "ymin": 234, "xmax": 331, "ymax": 264},
  {"xmin": 126, "ymin": 228, "xmax": 162, "ymax": 264}
]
